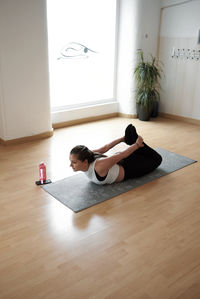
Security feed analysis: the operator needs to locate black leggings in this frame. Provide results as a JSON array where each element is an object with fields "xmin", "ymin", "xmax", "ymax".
[{"xmin": 121, "ymin": 143, "xmax": 162, "ymax": 180}]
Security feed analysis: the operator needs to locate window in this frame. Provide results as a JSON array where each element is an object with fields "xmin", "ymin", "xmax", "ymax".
[{"xmin": 47, "ymin": 0, "xmax": 117, "ymax": 110}]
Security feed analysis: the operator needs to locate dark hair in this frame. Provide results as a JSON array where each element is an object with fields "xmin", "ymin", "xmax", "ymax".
[{"xmin": 70, "ymin": 145, "xmax": 106, "ymax": 164}]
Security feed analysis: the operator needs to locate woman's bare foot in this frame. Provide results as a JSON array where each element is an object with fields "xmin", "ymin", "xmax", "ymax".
[{"xmin": 136, "ymin": 136, "xmax": 144, "ymax": 147}]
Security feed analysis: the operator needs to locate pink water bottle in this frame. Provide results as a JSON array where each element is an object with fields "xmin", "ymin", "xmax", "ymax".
[{"xmin": 39, "ymin": 162, "xmax": 46, "ymax": 184}]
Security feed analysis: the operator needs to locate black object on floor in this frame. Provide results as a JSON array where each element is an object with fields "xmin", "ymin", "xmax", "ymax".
[{"xmin": 35, "ymin": 179, "xmax": 52, "ymax": 185}]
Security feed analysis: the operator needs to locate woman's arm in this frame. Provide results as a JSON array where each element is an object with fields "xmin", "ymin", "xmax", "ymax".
[
  {"xmin": 95, "ymin": 136, "xmax": 144, "ymax": 176},
  {"xmin": 92, "ymin": 136, "xmax": 125, "ymax": 154}
]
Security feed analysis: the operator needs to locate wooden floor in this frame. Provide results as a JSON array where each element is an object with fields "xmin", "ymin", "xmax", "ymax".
[{"xmin": 0, "ymin": 117, "xmax": 200, "ymax": 299}]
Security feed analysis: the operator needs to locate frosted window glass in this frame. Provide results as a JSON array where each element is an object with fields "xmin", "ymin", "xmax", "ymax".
[{"xmin": 47, "ymin": 0, "xmax": 117, "ymax": 109}]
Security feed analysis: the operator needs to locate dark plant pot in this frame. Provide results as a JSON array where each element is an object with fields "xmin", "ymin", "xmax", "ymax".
[
  {"xmin": 151, "ymin": 101, "xmax": 159, "ymax": 117},
  {"xmin": 137, "ymin": 104, "xmax": 151, "ymax": 121}
]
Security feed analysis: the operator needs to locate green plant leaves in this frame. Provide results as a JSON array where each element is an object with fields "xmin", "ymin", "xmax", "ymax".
[{"xmin": 134, "ymin": 50, "xmax": 162, "ymax": 108}]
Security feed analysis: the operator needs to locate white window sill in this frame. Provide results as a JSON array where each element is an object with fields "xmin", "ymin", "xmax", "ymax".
[{"xmin": 51, "ymin": 101, "xmax": 119, "ymax": 124}]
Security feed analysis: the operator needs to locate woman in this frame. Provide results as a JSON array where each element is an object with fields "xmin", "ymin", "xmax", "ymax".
[{"xmin": 69, "ymin": 124, "xmax": 162, "ymax": 185}]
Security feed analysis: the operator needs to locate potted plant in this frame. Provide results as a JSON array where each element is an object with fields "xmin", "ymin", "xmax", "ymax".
[{"xmin": 134, "ymin": 49, "xmax": 162, "ymax": 121}]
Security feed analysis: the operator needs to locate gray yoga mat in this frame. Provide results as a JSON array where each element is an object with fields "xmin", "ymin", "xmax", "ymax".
[{"xmin": 42, "ymin": 148, "xmax": 197, "ymax": 212}]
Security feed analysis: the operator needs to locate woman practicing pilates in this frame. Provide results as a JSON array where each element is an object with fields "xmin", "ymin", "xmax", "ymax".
[{"xmin": 69, "ymin": 124, "xmax": 162, "ymax": 185}]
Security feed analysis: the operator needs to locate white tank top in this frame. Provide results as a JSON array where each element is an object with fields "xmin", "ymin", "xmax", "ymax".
[{"xmin": 84, "ymin": 159, "xmax": 120, "ymax": 185}]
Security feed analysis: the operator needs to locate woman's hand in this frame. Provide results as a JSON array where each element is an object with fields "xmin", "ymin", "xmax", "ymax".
[{"xmin": 136, "ymin": 135, "xmax": 144, "ymax": 148}]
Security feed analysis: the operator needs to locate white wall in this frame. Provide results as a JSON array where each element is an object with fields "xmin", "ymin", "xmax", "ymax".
[
  {"xmin": 159, "ymin": 0, "xmax": 200, "ymax": 119},
  {"xmin": 0, "ymin": 63, "xmax": 5, "ymax": 139},
  {"xmin": 161, "ymin": 0, "xmax": 200, "ymax": 37},
  {"xmin": 0, "ymin": 0, "xmax": 52, "ymax": 141},
  {"xmin": 161, "ymin": 0, "xmax": 198, "ymax": 8},
  {"xmin": 116, "ymin": 0, "xmax": 161, "ymax": 115}
]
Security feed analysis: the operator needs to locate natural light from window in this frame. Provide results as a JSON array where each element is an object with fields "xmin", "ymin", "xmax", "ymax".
[{"xmin": 47, "ymin": 0, "xmax": 117, "ymax": 110}]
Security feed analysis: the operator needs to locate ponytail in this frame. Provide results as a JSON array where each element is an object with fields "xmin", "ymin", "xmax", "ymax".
[{"xmin": 70, "ymin": 145, "xmax": 106, "ymax": 163}]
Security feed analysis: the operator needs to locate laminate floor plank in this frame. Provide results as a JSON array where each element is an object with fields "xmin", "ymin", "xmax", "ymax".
[{"xmin": 0, "ymin": 117, "xmax": 200, "ymax": 299}]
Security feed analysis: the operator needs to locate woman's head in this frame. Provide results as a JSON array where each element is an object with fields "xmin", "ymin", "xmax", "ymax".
[{"xmin": 69, "ymin": 145, "xmax": 95, "ymax": 172}]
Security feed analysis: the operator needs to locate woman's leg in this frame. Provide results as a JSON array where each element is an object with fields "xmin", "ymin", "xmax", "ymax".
[
  {"xmin": 122, "ymin": 143, "xmax": 162, "ymax": 180},
  {"xmin": 123, "ymin": 124, "xmax": 162, "ymax": 179}
]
